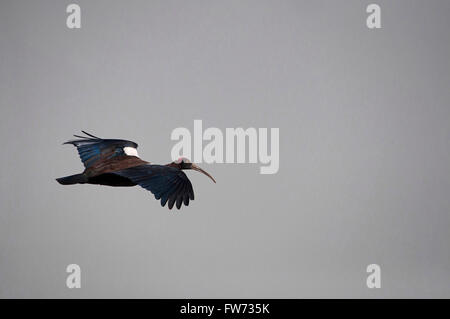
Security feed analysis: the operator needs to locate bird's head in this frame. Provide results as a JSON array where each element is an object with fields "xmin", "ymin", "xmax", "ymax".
[{"xmin": 172, "ymin": 157, "xmax": 216, "ymax": 183}]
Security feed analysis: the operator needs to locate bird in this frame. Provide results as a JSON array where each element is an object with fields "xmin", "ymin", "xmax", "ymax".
[{"xmin": 56, "ymin": 131, "xmax": 216, "ymax": 209}]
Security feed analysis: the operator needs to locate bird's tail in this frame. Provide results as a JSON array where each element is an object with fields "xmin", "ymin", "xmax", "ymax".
[{"xmin": 56, "ymin": 173, "xmax": 87, "ymax": 185}]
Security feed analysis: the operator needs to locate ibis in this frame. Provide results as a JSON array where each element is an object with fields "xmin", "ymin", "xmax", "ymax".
[{"xmin": 56, "ymin": 131, "xmax": 216, "ymax": 209}]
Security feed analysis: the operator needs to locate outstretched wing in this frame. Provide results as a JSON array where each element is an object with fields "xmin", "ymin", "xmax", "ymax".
[
  {"xmin": 114, "ymin": 164, "xmax": 195, "ymax": 210},
  {"xmin": 64, "ymin": 131, "xmax": 139, "ymax": 168}
]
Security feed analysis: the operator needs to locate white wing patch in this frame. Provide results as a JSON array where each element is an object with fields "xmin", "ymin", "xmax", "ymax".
[{"xmin": 124, "ymin": 146, "xmax": 139, "ymax": 158}]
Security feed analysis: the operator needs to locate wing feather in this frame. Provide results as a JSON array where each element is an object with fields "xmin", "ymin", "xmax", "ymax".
[
  {"xmin": 63, "ymin": 131, "xmax": 139, "ymax": 168},
  {"xmin": 113, "ymin": 164, "xmax": 194, "ymax": 210}
]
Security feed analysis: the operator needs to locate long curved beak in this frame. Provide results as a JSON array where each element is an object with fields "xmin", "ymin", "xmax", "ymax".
[{"xmin": 191, "ymin": 164, "xmax": 216, "ymax": 183}]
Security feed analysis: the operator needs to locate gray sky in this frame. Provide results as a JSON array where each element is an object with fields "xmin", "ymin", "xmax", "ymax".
[{"xmin": 1, "ymin": 0, "xmax": 449, "ymax": 298}]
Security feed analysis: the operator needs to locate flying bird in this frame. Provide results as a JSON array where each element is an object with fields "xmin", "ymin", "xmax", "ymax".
[{"xmin": 56, "ymin": 131, "xmax": 216, "ymax": 209}]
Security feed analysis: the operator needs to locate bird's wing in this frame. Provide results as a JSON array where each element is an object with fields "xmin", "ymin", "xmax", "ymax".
[
  {"xmin": 64, "ymin": 131, "xmax": 139, "ymax": 168},
  {"xmin": 114, "ymin": 164, "xmax": 194, "ymax": 210}
]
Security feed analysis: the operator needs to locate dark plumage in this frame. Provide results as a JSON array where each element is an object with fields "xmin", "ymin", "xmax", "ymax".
[{"xmin": 56, "ymin": 131, "xmax": 216, "ymax": 209}]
